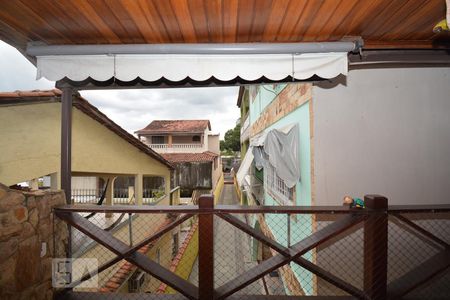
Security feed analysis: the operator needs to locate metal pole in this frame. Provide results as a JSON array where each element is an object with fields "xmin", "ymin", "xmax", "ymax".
[
  {"xmin": 27, "ymin": 41, "xmax": 359, "ymax": 56},
  {"xmin": 287, "ymin": 214, "xmax": 291, "ymax": 248},
  {"xmin": 61, "ymin": 86, "xmax": 73, "ymax": 260},
  {"xmin": 61, "ymin": 87, "xmax": 73, "ymax": 204},
  {"xmin": 128, "ymin": 213, "xmax": 133, "ymax": 247}
]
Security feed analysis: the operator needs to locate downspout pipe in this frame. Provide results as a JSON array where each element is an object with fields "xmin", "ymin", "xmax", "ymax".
[{"xmin": 27, "ymin": 41, "xmax": 361, "ymax": 56}]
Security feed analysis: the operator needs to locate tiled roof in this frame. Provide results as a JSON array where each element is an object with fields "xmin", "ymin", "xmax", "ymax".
[
  {"xmin": 0, "ymin": 89, "xmax": 173, "ymax": 169},
  {"xmin": 135, "ymin": 120, "xmax": 211, "ymax": 135},
  {"xmin": 156, "ymin": 221, "xmax": 199, "ymax": 294},
  {"xmin": 99, "ymin": 217, "xmax": 173, "ymax": 293},
  {"xmin": 162, "ymin": 151, "xmax": 218, "ymax": 163}
]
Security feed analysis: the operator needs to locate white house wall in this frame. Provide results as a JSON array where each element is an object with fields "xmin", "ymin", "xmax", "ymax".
[{"xmin": 313, "ymin": 67, "xmax": 450, "ymax": 205}]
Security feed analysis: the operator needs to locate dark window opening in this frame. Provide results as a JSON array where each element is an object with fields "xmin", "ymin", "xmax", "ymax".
[{"xmin": 151, "ymin": 136, "xmax": 165, "ymax": 144}]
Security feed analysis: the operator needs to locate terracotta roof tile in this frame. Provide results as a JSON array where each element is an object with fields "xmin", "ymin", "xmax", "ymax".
[
  {"xmin": 0, "ymin": 89, "xmax": 62, "ymax": 98},
  {"xmin": 135, "ymin": 120, "xmax": 211, "ymax": 134},
  {"xmin": 156, "ymin": 221, "xmax": 199, "ymax": 294},
  {"xmin": 99, "ymin": 217, "xmax": 173, "ymax": 293},
  {"xmin": 162, "ymin": 151, "xmax": 219, "ymax": 163},
  {"xmin": 0, "ymin": 89, "xmax": 173, "ymax": 169}
]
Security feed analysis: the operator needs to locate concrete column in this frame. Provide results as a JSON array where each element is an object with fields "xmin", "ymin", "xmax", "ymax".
[
  {"xmin": 135, "ymin": 174, "xmax": 143, "ymax": 205},
  {"xmin": 50, "ymin": 173, "xmax": 58, "ymax": 190},
  {"xmin": 28, "ymin": 178, "xmax": 39, "ymax": 190},
  {"xmin": 168, "ymin": 135, "xmax": 173, "ymax": 147}
]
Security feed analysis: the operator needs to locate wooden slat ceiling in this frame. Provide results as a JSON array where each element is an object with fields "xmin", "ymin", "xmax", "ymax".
[{"xmin": 0, "ymin": 0, "xmax": 449, "ymax": 54}]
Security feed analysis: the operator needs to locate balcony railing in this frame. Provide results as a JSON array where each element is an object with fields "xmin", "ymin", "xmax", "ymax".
[
  {"xmin": 148, "ymin": 143, "xmax": 205, "ymax": 153},
  {"xmin": 54, "ymin": 195, "xmax": 450, "ymax": 299}
]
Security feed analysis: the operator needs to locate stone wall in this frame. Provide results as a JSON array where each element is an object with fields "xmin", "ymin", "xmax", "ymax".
[{"xmin": 0, "ymin": 183, "xmax": 68, "ymax": 300}]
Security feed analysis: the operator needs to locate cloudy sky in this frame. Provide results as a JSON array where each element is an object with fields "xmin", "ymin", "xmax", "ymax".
[{"xmin": 0, "ymin": 41, "xmax": 240, "ymax": 138}]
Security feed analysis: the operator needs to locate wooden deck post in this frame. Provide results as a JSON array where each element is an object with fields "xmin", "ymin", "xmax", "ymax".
[
  {"xmin": 198, "ymin": 194, "xmax": 214, "ymax": 300},
  {"xmin": 364, "ymin": 195, "xmax": 388, "ymax": 300}
]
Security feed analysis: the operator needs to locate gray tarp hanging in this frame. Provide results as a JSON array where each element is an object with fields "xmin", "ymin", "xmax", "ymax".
[{"xmin": 252, "ymin": 123, "xmax": 300, "ymax": 188}]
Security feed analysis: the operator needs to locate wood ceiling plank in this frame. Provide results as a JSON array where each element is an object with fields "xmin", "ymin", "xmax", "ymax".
[
  {"xmin": 70, "ymin": 0, "xmax": 121, "ymax": 43},
  {"xmin": 0, "ymin": 0, "xmax": 70, "ymax": 44},
  {"xmin": 302, "ymin": 0, "xmax": 342, "ymax": 42},
  {"xmin": 170, "ymin": 0, "xmax": 197, "ymax": 43},
  {"xmin": 138, "ymin": 0, "xmax": 172, "ymax": 43},
  {"xmin": 405, "ymin": 11, "xmax": 450, "ymax": 43},
  {"xmin": 289, "ymin": 0, "xmax": 325, "ymax": 42},
  {"xmin": 316, "ymin": 0, "xmax": 359, "ymax": 41},
  {"xmin": 104, "ymin": 0, "xmax": 145, "ymax": 43},
  {"xmin": 380, "ymin": 0, "xmax": 436, "ymax": 40},
  {"xmin": 261, "ymin": 0, "xmax": 290, "ymax": 42},
  {"xmin": 275, "ymin": 0, "xmax": 308, "ymax": 42},
  {"xmin": 152, "ymin": 0, "xmax": 184, "ymax": 43},
  {"xmin": 329, "ymin": 0, "xmax": 387, "ymax": 41},
  {"xmin": 237, "ymin": 0, "xmax": 256, "ymax": 42},
  {"xmin": 187, "ymin": 0, "xmax": 210, "ymax": 42},
  {"xmin": 50, "ymin": 0, "xmax": 110, "ymax": 44},
  {"xmin": 18, "ymin": 0, "xmax": 80, "ymax": 43},
  {"xmin": 362, "ymin": 0, "xmax": 423, "ymax": 40},
  {"xmin": 120, "ymin": 0, "xmax": 163, "ymax": 43},
  {"xmin": 403, "ymin": 0, "xmax": 446, "ymax": 40},
  {"xmin": 222, "ymin": 0, "xmax": 239, "ymax": 43},
  {"xmin": 249, "ymin": 0, "xmax": 273, "ymax": 42},
  {"xmin": 0, "ymin": 18, "xmax": 30, "ymax": 56},
  {"xmin": 83, "ymin": 0, "xmax": 133, "ymax": 44},
  {"xmin": 205, "ymin": 0, "xmax": 224, "ymax": 42}
]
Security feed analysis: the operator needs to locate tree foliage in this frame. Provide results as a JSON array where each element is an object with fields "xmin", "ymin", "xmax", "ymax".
[{"xmin": 220, "ymin": 123, "xmax": 241, "ymax": 152}]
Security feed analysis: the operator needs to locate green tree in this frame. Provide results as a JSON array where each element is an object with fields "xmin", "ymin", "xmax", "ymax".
[{"xmin": 220, "ymin": 123, "xmax": 241, "ymax": 152}]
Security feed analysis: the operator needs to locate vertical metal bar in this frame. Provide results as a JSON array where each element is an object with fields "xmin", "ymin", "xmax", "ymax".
[
  {"xmin": 61, "ymin": 87, "xmax": 73, "ymax": 203},
  {"xmin": 198, "ymin": 194, "xmax": 214, "ymax": 300},
  {"xmin": 287, "ymin": 213, "xmax": 291, "ymax": 248},
  {"xmin": 128, "ymin": 213, "xmax": 133, "ymax": 246},
  {"xmin": 61, "ymin": 86, "xmax": 73, "ymax": 259},
  {"xmin": 364, "ymin": 194, "xmax": 388, "ymax": 300}
]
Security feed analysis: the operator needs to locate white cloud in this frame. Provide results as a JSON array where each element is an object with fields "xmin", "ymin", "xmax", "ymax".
[{"xmin": 0, "ymin": 40, "xmax": 240, "ymax": 138}]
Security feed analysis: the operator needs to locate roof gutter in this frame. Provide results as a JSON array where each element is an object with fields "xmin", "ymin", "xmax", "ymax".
[{"xmin": 27, "ymin": 41, "xmax": 361, "ymax": 56}]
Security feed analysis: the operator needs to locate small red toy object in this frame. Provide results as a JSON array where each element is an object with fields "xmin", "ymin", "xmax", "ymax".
[{"xmin": 343, "ymin": 196, "xmax": 365, "ymax": 208}]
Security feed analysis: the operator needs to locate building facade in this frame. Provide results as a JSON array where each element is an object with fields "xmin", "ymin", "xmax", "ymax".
[
  {"xmin": 237, "ymin": 66, "xmax": 450, "ymax": 295},
  {"xmin": 136, "ymin": 120, "xmax": 222, "ymax": 196},
  {"xmin": 0, "ymin": 89, "xmax": 173, "ymax": 205}
]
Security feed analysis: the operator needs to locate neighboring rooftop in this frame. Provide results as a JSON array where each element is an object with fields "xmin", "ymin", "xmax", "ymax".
[
  {"xmin": 0, "ymin": 89, "xmax": 173, "ymax": 169},
  {"xmin": 136, "ymin": 120, "xmax": 211, "ymax": 135},
  {"xmin": 162, "ymin": 151, "xmax": 218, "ymax": 163}
]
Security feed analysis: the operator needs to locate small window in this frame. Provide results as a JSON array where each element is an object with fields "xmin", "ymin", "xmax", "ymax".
[
  {"xmin": 264, "ymin": 162, "xmax": 295, "ymax": 205},
  {"xmin": 172, "ymin": 233, "xmax": 179, "ymax": 259},
  {"xmin": 151, "ymin": 136, "xmax": 165, "ymax": 144},
  {"xmin": 192, "ymin": 135, "xmax": 201, "ymax": 142},
  {"xmin": 156, "ymin": 248, "xmax": 161, "ymax": 264}
]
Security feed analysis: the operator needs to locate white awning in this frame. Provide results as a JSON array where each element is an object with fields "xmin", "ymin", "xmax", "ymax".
[
  {"xmin": 36, "ymin": 52, "xmax": 348, "ymax": 82},
  {"xmin": 236, "ymin": 147, "xmax": 254, "ymax": 187}
]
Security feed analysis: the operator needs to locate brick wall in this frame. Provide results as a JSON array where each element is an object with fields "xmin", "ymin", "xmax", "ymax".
[
  {"xmin": 249, "ymin": 83, "xmax": 312, "ymax": 137},
  {"xmin": 0, "ymin": 183, "xmax": 68, "ymax": 300}
]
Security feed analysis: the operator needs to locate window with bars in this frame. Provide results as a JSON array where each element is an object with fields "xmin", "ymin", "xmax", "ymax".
[{"xmin": 263, "ymin": 162, "xmax": 295, "ymax": 205}]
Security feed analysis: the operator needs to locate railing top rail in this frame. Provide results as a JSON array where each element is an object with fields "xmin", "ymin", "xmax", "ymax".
[
  {"xmin": 53, "ymin": 203, "xmax": 450, "ymax": 214},
  {"xmin": 169, "ymin": 186, "xmax": 180, "ymax": 193},
  {"xmin": 54, "ymin": 204, "xmax": 367, "ymax": 214},
  {"xmin": 388, "ymin": 204, "xmax": 450, "ymax": 213}
]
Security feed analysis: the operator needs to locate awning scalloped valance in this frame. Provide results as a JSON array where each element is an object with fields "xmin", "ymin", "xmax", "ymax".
[{"xmin": 36, "ymin": 52, "xmax": 348, "ymax": 82}]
